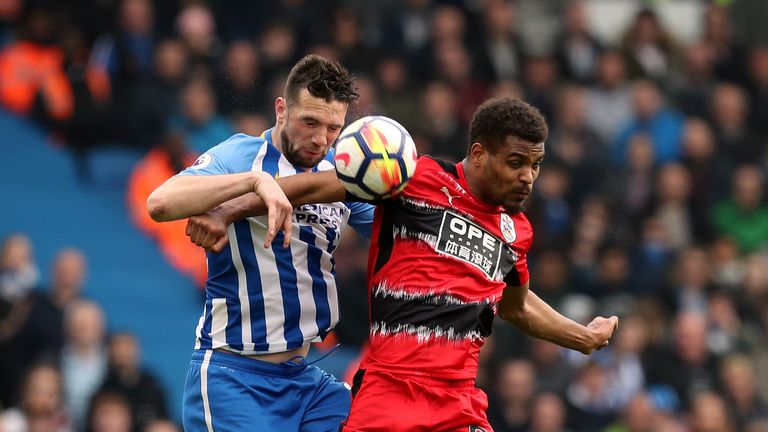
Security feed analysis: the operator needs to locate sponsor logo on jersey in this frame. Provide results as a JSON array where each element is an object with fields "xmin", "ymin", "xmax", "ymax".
[
  {"xmin": 436, "ymin": 211, "xmax": 504, "ymax": 278},
  {"xmin": 294, "ymin": 203, "xmax": 346, "ymax": 230},
  {"xmin": 500, "ymin": 213, "xmax": 517, "ymax": 243},
  {"xmin": 469, "ymin": 426, "xmax": 488, "ymax": 432},
  {"xmin": 190, "ymin": 153, "xmax": 213, "ymax": 169},
  {"xmin": 440, "ymin": 186, "xmax": 460, "ymax": 206}
]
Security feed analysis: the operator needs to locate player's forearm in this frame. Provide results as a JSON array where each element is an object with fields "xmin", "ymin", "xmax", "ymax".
[
  {"xmin": 279, "ymin": 171, "xmax": 347, "ymax": 207},
  {"xmin": 500, "ymin": 290, "xmax": 594, "ymax": 353},
  {"xmin": 214, "ymin": 171, "xmax": 350, "ymax": 223},
  {"xmin": 147, "ymin": 172, "xmax": 269, "ymax": 222}
]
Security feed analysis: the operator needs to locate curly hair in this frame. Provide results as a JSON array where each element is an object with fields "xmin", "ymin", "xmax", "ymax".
[
  {"xmin": 284, "ymin": 55, "xmax": 359, "ymax": 106},
  {"xmin": 469, "ymin": 97, "xmax": 549, "ymax": 154}
]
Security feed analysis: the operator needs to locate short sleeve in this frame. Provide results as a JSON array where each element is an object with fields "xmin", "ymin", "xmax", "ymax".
[
  {"xmin": 345, "ymin": 201, "xmax": 375, "ymax": 239},
  {"xmin": 176, "ymin": 134, "xmax": 265, "ymax": 176}
]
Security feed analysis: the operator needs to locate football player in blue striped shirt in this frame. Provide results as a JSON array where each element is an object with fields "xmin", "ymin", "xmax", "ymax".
[{"xmin": 147, "ymin": 55, "xmax": 374, "ymax": 431}]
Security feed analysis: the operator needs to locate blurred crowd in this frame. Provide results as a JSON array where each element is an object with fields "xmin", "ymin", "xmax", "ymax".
[
  {"xmin": 2, "ymin": 0, "xmax": 768, "ymax": 431},
  {"xmin": 0, "ymin": 235, "xmax": 176, "ymax": 432}
]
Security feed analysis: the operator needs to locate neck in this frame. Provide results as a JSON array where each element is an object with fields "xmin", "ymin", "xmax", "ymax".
[
  {"xmin": 461, "ymin": 159, "xmax": 490, "ymax": 204},
  {"xmin": 270, "ymin": 125, "xmax": 283, "ymax": 151}
]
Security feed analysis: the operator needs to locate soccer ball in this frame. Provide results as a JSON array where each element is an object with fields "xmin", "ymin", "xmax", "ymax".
[{"xmin": 333, "ymin": 115, "xmax": 418, "ymax": 200}]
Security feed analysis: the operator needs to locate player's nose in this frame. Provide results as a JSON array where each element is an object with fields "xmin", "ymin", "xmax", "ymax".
[
  {"xmin": 311, "ymin": 132, "xmax": 328, "ymax": 147},
  {"xmin": 518, "ymin": 166, "xmax": 534, "ymax": 184}
]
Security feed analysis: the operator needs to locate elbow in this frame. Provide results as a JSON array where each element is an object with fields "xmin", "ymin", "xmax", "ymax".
[
  {"xmin": 146, "ymin": 191, "xmax": 171, "ymax": 222},
  {"xmin": 498, "ymin": 305, "xmax": 525, "ymax": 325}
]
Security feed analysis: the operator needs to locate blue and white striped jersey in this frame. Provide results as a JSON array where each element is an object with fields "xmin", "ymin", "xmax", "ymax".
[{"xmin": 177, "ymin": 131, "xmax": 374, "ymax": 354}]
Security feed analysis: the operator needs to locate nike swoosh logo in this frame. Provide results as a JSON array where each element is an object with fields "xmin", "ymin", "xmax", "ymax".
[{"xmin": 335, "ymin": 152, "xmax": 351, "ymax": 168}]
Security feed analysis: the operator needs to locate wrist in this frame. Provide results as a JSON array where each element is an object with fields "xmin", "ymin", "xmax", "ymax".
[
  {"xmin": 251, "ymin": 171, "xmax": 272, "ymax": 193},
  {"xmin": 210, "ymin": 202, "xmax": 237, "ymax": 226}
]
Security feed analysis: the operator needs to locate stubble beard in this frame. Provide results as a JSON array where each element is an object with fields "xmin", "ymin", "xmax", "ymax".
[{"xmin": 280, "ymin": 128, "xmax": 324, "ymax": 169}]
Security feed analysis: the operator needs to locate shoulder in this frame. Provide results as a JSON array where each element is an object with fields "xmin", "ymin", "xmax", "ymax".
[
  {"xmin": 183, "ymin": 134, "xmax": 267, "ymax": 175},
  {"xmin": 508, "ymin": 212, "xmax": 533, "ymax": 252},
  {"xmin": 406, "ymin": 155, "xmax": 459, "ymax": 188},
  {"xmin": 208, "ymin": 133, "xmax": 266, "ymax": 158},
  {"xmin": 416, "ymin": 155, "xmax": 458, "ymax": 177}
]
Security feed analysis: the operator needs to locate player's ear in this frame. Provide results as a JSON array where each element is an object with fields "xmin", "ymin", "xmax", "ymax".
[
  {"xmin": 275, "ymin": 97, "xmax": 287, "ymax": 124},
  {"xmin": 469, "ymin": 142, "xmax": 486, "ymax": 167}
]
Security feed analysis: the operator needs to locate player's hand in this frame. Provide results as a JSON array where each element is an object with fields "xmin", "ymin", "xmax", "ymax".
[
  {"xmin": 186, "ymin": 208, "xmax": 230, "ymax": 253},
  {"xmin": 253, "ymin": 172, "xmax": 293, "ymax": 249},
  {"xmin": 582, "ymin": 315, "xmax": 619, "ymax": 355}
]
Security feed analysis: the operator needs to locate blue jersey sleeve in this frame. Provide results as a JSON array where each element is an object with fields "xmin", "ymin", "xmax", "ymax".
[
  {"xmin": 345, "ymin": 201, "xmax": 375, "ymax": 239},
  {"xmin": 177, "ymin": 134, "xmax": 265, "ymax": 176}
]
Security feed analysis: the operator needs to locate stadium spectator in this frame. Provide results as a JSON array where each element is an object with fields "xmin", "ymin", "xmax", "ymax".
[
  {"xmin": 126, "ymin": 132, "xmax": 205, "ymax": 287},
  {"xmin": 547, "ymin": 85, "xmax": 607, "ymax": 206},
  {"xmin": 619, "ymin": 8, "xmax": 680, "ymax": 81},
  {"xmin": 143, "ymin": 418, "xmax": 180, "ymax": 432},
  {"xmin": 0, "ymin": 5, "xmax": 73, "ymax": 124},
  {"xmin": 564, "ymin": 362, "xmax": 617, "ymax": 431},
  {"xmin": 688, "ymin": 391, "xmax": 736, "ymax": 432},
  {"xmin": 746, "ymin": 45, "xmax": 768, "ymax": 136},
  {"xmin": 475, "ymin": 0, "xmax": 523, "ymax": 82},
  {"xmin": 711, "ymin": 164, "xmax": 768, "ymax": 253},
  {"xmin": 553, "ymin": 0, "xmax": 601, "ymax": 84},
  {"xmin": 167, "ymin": 76, "xmax": 233, "ymax": 154},
  {"xmin": 0, "ymin": 363, "xmax": 69, "ymax": 432},
  {"xmin": 709, "ymin": 83, "xmax": 761, "ymax": 165},
  {"xmin": 645, "ymin": 312, "xmax": 720, "ymax": 410},
  {"xmin": 15, "ymin": 248, "xmax": 88, "ymax": 379},
  {"xmin": 212, "ymin": 40, "xmax": 266, "ymax": 118},
  {"xmin": 701, "ymin": 4, "xmax": 747, "ymax": 85},
  {"xmin": 528, "ymin": 392, "xmax": 569, "ymax": 432},
  {"xmin": 86, "ymin": 391, "xmax": 133, "ymax": 432},
  {"xmin": 718, "ymin": 354, "xmax": 768, "ymax": 429},
  {"xmin": 613, "ymin": 80, "xmax": 685, "ymax": 166},
  {"xmin": 585, "ymin": 50, "xmax": 633, "ymax": 144},
  {"xmin": 61, "ymin": 300, "xmax": 108, "ymax": 431},
  {"xmin": 126, "ymin": 38, "xmax": 189, "ymax": 148},
  {"xmin": 0, "ymin": 234, "xmax": 39, "ymax": 408},
  {"xmin": 372, "ymin": 54, "xmax": 420, "ymax": 132},
  {"xmin": 416, "ymin": 80, "xmax": 465, "ymax": 159},
  {"xmin": 487, "ymin": 359, "xmax": 537, "ymax": 432},
  {"xmin": 0, "ymin": 233, "xmax": 38, "ymax": 305},
  {"xmin": 669, "ymin": 41, "xmax": 716, "ymax": 119},
  {"xmin": 99, "ymin": 332, "xmax": 168, "ymax": 431},
  {"xmin": 529, "ymin": 338, "xmax": 575, "ymax": 396},
  {"xmin": 174, "ymin": 3, "xmax": 222, "ymax": 72}
]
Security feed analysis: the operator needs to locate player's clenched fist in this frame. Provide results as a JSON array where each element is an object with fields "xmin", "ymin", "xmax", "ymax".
[
  {"xmin": 582, "ymin": 315, "xmax": 620, "ymax": 354},
  {"xmin": 186, "ymin": 209, "xmax": 230, "ymax": 253}
]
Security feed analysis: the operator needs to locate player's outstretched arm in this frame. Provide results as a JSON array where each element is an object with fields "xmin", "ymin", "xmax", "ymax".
[
  {"xmin": 497, "ymin": 281, "xmax": 618, "ymax": 355},
  {"xmin": 186, "ymin": 171, "xmax": 348, "ymax": 252},
  {"xmin": 148, "ymin": 171, "xmax": 293, "ymax": 247},
  {"xmin": 147, "ymin": 171, "xmax": 277, "ymax": 222}
]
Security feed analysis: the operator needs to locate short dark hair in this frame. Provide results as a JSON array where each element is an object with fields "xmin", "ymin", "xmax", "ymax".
[
  {"xmin": 284, "ymin": 54, "xmax": 358, "ymax": 106},
  {"xmin": 469, "ymin": 97, "xmax": 548, "ymax": 154}
]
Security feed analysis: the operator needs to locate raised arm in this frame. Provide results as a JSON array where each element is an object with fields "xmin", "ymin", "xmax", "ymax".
[
  {"xmin": 186, "ymin": 170, "xmax": 349, "ymax": 251},
  {"xmin": 497, "ymin": 281, "xmax": 618, "ymax": 354},
  {"xmin": 147, "ymin": 171, "xmax": 271, "ymax": 222}
]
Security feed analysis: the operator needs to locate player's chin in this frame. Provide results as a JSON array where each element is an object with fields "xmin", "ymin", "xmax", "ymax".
[
  {"xmin": 504, "ymin": 199, "xmax": 527, "ymax": 214},
  {"xmin": 298, "ymin": 155, "xmax": 325, "ymax": 169}
]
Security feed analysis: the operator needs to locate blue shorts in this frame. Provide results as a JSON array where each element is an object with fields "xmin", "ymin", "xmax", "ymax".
[{"xmin": 182, "ymin": 349, "xmax": 351, "ymax": 432}]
